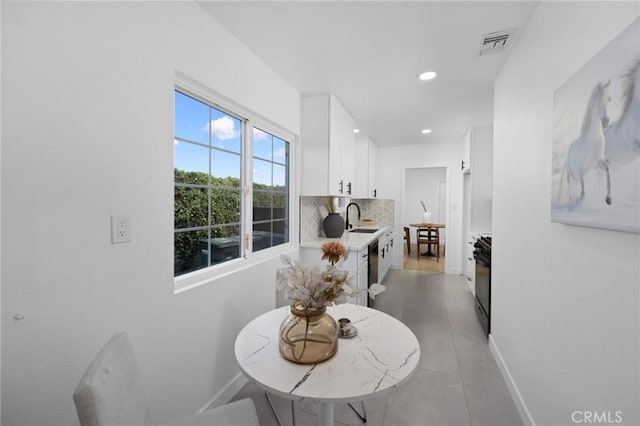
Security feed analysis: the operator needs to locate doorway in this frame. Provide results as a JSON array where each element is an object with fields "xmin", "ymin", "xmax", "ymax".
[{"xmin": 402, "ymin": 167, "xmax": 446, "ymax": 272}]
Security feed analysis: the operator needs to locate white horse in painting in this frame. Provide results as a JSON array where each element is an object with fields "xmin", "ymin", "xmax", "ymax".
[
  {"xmin": 557, "ymin": 79, "xmax": 612, "ymax": 207},
  {"xmin": 604, "ymin": 58, "xmax": 640, "ymax": 168}
]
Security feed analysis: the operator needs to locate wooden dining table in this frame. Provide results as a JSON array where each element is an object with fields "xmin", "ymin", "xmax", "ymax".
[{"xmin": 409, "ymin": 223, "xmax": 445, "ymax": 256}]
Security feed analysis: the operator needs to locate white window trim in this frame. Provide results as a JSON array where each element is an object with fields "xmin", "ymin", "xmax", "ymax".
[{"xmin": 174, "ymin": 71, "xmax": 298, "ymax": 294}]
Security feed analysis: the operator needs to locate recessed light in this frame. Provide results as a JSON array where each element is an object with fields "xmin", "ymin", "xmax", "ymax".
[
  {"xmin": 353, "ymin": 129, "xmax": 360, "ymax": 133},
  {"xmin": 421, "ymin": 129, "xmax": 432, "ymax": 134},
  {"xmin": 418, "ymin": 71, "xmax": 437, "ymax": 81}
]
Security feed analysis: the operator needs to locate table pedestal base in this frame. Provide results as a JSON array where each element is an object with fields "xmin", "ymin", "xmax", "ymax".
[
  {"xmin": 348, "ymin": 401, "xmax": 367, "ymax": 422},
  {"xmin": 319, "ymin": 403, "xmax": 334, "ymax": 426}
]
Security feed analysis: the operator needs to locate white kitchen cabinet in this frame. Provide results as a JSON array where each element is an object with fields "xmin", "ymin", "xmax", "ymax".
[
  {"xmin": 301, "ymin": 93, "xmax": 356, "ymax": 196},
  {"xmin": 368, "ymin": 141, "xmax": 379, "ymax": 198},
  {"xmin": 298, "ymin": 246, "xmax": 368, "ymax": 306},
  {"xmin": 338, "ymin": 247, "xmax": 368, "ymax": 306},
  {"xmin": 339, "ymin": 101, "xmax": 355, "ymax": 195},
  {"xmin": 353, "ymin": 248, "xmax": 369, "ymax": 306},
  {"xmin": 469, "ymin": 127, "xmax": 493, "ymax": 233},
  {"xmin": 461, "ymin": 126, "xmax": 493, "ymax": 233},
  {"xmin": 461, "ymin": 126, "xmax": 492, "ymax": 292},
  {"xmin": 353, "ymin": 137, "xmax": 379, "ymax": 198},
  {"xmin": 378, "ymin": 229, "xmax": 393, "ymax": 283},
  {"xmin": 462, "ymin": 233, "xmax": 476, "ymax": 294},
  {"xmin": 461, "ymin": 130, "xmax": 471, "ymax": 174}
]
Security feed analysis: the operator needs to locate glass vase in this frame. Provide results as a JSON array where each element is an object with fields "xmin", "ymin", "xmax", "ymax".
[{"xmin": 279, "ymin": 303, "xmax": 338, "ymax": 364}]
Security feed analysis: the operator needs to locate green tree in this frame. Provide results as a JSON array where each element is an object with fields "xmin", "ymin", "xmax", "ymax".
[{"xmin": 174, "ymin": 169, "xmax": 287, "ymax": 275}]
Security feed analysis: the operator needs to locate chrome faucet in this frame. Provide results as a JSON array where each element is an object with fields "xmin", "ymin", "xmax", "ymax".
[{"xmin": 345, "ymin": 202, "xmax": 361, "ymax": 230}]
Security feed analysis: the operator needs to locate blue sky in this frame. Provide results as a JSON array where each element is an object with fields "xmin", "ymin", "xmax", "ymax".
[{"xmin": 174, "ymin": 91, "xmax": 287, "ymax": 186}]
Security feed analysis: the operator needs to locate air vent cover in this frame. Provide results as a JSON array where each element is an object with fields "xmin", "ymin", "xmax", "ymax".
[{"xmin": 478, "ymin": 28, "xmax": 516, "ymax": 56}]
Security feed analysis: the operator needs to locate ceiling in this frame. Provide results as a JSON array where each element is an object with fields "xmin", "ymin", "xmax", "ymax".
[{"xmin": 198, "ymin": 1, "xmax": 539, "ymax": 147}]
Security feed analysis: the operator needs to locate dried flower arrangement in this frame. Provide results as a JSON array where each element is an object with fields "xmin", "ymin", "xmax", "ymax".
[{"xmin": 277, "ymin": 241, "xmax": 385, "ymax": 309}]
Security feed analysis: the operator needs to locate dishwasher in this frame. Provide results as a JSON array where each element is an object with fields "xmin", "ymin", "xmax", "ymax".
[{"xmin": 367, "ymin": 239, "xmax": 379, "ymax": 307}]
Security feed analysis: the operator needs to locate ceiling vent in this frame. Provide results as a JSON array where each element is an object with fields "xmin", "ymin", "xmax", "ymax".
[{"xmin": 477, "ymin": 28, "xmax": 516, "ymax": 56}]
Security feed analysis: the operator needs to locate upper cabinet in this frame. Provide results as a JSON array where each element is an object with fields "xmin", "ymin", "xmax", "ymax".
[
  {"xmin": 353, "ymin": 136, "xmax": 379, "ymax": 198},
  {"xmin": 461, "ymin": 130, "xmax": 471, "ymax": 174},
  {"xmin": 462, "ymin": 126, "xmax": 493, "ymax": 233},
  {"xmin": 301, "ymin": 93, "xmax": 356, "ymax": 196}
]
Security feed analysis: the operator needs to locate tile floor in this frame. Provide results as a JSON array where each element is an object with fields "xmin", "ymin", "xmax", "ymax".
[{"xmin": 230, "ymin": 270, "xmax": 523, "ymax": 426}]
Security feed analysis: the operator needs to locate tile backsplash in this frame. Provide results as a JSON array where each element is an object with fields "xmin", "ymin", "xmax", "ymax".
[{"xmin": 299, "ymin": 196, "xmax": 394, "ymax": 241}]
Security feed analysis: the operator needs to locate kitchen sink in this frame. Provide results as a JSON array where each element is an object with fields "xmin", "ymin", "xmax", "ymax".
[{"xmin": 349, "ymin": 228, "xmax": 378, "ymax": 233}]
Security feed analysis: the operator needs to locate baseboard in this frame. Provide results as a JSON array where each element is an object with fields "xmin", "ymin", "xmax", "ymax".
[
  {"xmin": 198, "ymin": 372, "xmax": 249, "ymax": 413},
  {"xmin": 488, "ymin": 335, "xmax": 535, "ymax": 426}
]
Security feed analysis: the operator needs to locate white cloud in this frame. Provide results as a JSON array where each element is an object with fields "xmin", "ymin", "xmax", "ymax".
[
  {"xmin": 206, "ymin": 116, "xmax": 240, "ymax": 140},
  {"xmin": 174, "ymin": 139, "xmax": 179, "ymax": 146},
  {"xmin": 253, "ymin": 128, "xmax": 269, "ymax": 140},
  {"xmin": 274, "ymin": 147, "xmax": 287, "ymax": 159}
]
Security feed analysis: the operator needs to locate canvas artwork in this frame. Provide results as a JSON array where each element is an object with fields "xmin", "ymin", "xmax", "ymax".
[{"xmin": 551, "ymin": 18, "xmax": 640, "ymax": 233}]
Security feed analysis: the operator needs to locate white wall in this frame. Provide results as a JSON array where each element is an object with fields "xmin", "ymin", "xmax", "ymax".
[
  {"xmin": 377, "ymin": 141, "xmax": 463, "ymax": 274},
  {"xmin": 492, "ymin": 3, "xmax": 639, "ymax": 425},
  {"xmin": 1, "ymin": 2, "xmax": 299, "ymax": 425},
  {"xmin": 404, "ymin": 167, "xmax": 446, "ymax": 244}
]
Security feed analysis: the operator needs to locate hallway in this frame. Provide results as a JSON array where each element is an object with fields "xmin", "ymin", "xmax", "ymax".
[
  {"xmin": 230, "ymin": 270, "xmax": 522, "ymax": 425},
  {"xmin": 402, "ymin": 243, "xmax": 445, "ymax": 273}
]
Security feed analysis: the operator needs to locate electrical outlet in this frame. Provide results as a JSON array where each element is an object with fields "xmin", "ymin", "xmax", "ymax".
[{"xmin": 111, "ymin": 215, "xmax": 131, "ymax": 244}]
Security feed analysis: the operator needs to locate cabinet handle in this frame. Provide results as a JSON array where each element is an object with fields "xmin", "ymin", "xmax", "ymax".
[
  {"xmin": 339, "ymin": 180, "xmax": 344, "ymax": 194},
  {"xmin": 461, "ymin": 160, "xmax": 466, "ymax": 170},
  {"xmin": 347, "ymin": 182, "xmax": 352, "ymax": 195},
  {"xmin": 381, "ymin": 248, "xmax": 385, "ymax": 258},
  {"xmin": 390, "ymin": 239, "xmax": 394, "ymax": 247},
  {"xmin": 373, "ymin": 189, "xmax": 377, "ymax": 198}
]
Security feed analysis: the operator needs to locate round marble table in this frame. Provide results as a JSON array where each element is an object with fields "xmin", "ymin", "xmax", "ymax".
[{"xmin": 234, "ymin": 304, "xmax": 420, "ymax": 426}]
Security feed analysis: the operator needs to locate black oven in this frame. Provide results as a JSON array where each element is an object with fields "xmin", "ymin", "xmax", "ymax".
[{"xmin": 473, "ymin": 236, "xmax": 491, "ymax": 337}]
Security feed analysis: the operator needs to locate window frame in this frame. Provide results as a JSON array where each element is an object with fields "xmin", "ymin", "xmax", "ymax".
[
  {"xmin": 174, "ymin": 73, "xmax": 296, "ymax": 294},
  {"xmin": 251, "ymin": 126, "xmax": 290, "ymax": 254}
]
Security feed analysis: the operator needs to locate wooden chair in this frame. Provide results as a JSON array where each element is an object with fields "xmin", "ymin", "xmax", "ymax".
[
  {"xmin": 403, "ymin": 226, "xmax": 411, "ymax": 254},
  {"xmin": 416, "ymin": 227, "xmax": 440, "ymax": 262}
]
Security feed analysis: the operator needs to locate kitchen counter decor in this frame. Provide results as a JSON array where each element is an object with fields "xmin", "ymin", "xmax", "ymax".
[
  {"xmin": 322, "ymin": 200, "xmax": 345, "ymax": 238},
  {"xmin": 276, "ymin": 242, "xmax": 385, "ymax": 363},
  {"xmin": 323, "ymin": 213, "xmax": 345, "ymax": 237}
]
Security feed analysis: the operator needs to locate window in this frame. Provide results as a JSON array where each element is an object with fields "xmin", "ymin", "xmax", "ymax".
[
  {"xmin": 173, "ymin": 89, "xmax": 290, "ymax": 278},
  {"xmin": 252, "ymin": 128, "xmax": 290, "ymax": 252}
]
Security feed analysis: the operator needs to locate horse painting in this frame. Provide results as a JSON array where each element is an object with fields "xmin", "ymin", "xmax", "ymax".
[
  {"xmin": 552, "ymin": 19, "xmax": 639, "ymax": 233},
  {"xmin": 604, "ymin": 58, "xmax": 640, "ymax": 168},
  {"xmin": 556, "ymin": 79, "xmax": 612, "ymax": 208}
]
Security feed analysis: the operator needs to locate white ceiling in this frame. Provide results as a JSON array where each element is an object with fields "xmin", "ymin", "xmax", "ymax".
[{"xmin": 198, "ymin": 1, "xmax": 539, "ymax": 147}]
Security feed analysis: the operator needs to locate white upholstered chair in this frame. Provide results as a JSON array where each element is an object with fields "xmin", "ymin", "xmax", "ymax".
[{"xmin": 73, "ymin": 332, "xmax": 259, "ymax": 426}]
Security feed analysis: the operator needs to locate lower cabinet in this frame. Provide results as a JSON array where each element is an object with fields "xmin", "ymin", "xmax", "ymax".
[
  {"xmin": 352, "ymin": 249, "xmax": 369, "ymax": 306},
  {"xmin": 299, "ymin": 247, "xmax": 368, "ymax": 306},
  {"xmin": 462, "ymin": 233, "xmax": 476, "ymax": 295},
  {"xmin": 378, "ymin": 230, "xmax": 394, "ymax": 284}
]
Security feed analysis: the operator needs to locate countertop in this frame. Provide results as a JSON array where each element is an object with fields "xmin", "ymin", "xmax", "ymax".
[{"xmin": 299, "ymin": 224, "xmax": 393, "ymax": 251}]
